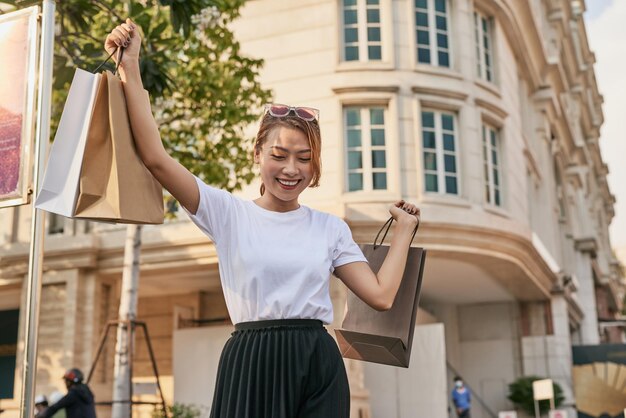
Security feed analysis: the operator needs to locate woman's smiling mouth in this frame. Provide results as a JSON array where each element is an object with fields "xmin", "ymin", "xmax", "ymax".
[{"xmin": 277, "ymin": 178, "xmax": 301, "ymax": 189}]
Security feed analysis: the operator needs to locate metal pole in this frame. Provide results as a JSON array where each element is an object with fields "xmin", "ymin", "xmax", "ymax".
[
  {"xmin": 139, "ymin": 322, "xmax": 168, "ymax": 416},
  {"xmin": 19, "ymin": 1, "xmax": 55, "ymax": 417},
  {"xmin": 534, "ymin": 399, "xmax": 540, "ymax": 418},
  {"xmin": 86, "ymin": 322, "xmax": 116, "ymax": 384}
]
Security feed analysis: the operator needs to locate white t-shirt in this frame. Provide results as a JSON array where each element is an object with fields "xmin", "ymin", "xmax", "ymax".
[{"xmin": 186, "ymin": 177, "xmax": 367, "ymax": 325}]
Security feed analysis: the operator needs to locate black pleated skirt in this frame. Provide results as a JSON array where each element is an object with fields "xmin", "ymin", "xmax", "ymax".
[{"xmin": 210, "ymin": 319, "xmax": 350, "ymax": 418}]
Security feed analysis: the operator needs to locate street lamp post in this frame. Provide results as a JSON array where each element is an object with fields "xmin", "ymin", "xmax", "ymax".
[{"xmin": 19, "ymin": 1, "xmax": 54, "ymax": 417}]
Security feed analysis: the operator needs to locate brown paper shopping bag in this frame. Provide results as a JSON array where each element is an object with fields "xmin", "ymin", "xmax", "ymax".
[
  {"xmin": 74, "ymin": 70, "xmax": 164, "ymax": 224},
  {"xmin": 336, "ymin": 217, "xmax": 426, "ymax": 367}
]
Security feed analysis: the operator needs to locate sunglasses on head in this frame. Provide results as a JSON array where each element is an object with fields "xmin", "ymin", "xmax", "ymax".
[{"xmin": 264, "ymin": 103, "xmax": 320, "ymax": 122}]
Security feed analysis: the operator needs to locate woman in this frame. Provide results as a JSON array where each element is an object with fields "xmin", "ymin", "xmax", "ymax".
[{"xmin": 105, "ymin": 19, "xmax": 420, "ymax": 418}]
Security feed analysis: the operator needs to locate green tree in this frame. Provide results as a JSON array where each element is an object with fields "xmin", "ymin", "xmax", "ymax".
[
  {"xmin": 2, "ymin": 0, "xmax": 271, "ymax": 195},
  {"xmin": 508, "ymin": 376, "xmax": 565, "ymax": 415},
  {"xmin": 152, "ymin": 403, "xmax": 204, "ymax": 418}
]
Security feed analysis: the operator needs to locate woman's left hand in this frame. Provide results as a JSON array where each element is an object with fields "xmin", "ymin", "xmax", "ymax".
[{"xmin": 389, "ymin": 200, "xmax": 420, "ymax": 226}]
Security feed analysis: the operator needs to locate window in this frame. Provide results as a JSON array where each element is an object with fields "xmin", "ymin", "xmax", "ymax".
[
  {"xmin": 415, "ymin": 0, "xmax": 450, "ymax": 67},
  {"xmin": 0, "ymin": 309, "xmax": 19, "ymax": 399},
  {"xmin": 48, "ymin": 213, "xmax": 64, "ymax": 235},
  {"xmin": 474, "ymin": 11, "xmax": 494, "ymax": 82},
  {"xmin": 342, "ymin": 0, "xmax": 383, "ymax": 62},
  {"xmin": 421, "ymin": 110, "xmax": 458, "ymax": 194},
  {"xmin": 482, "ymin": 124, "xmax": 501, "ymax": 206},
  {"xmin": 345, "ymin": 107, "xmax": 388, "ymax": 192}
]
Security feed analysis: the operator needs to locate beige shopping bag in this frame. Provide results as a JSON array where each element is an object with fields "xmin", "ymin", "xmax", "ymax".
[
  {"xmin": 74, "ymin": 70, "xmax": 164, "ymax": 224},
  {"xmin": 336, "ymin": 217, "xmax": 426, "ymax": 367}
]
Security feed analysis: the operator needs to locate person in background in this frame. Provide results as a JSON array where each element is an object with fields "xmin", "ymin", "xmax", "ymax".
[
  {"xmin": 48, "ymin": 391, "xmax": 67, "ymax": 418},
  {"xmin": 34, "ymin": 395, "xmax": 48, "ymax": 415},
  {"xmin": 451, "ymin": 376, "xmax": 471, "ymax": 418},
  {"xmin": 36, "ymin": 368, "xmax": 96, "ymax": 418}
]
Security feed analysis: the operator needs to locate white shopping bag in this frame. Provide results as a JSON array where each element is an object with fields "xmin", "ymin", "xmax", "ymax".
[{"xmin": 35, "ymin": 69, "xmax": 102, "ymax": 217}]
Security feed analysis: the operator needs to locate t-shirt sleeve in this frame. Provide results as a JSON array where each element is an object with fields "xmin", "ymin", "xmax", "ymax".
[
  {"xmin": 183, "ymin": 176, "xmax": 234, "ymax": 244},
  {"xmin": 332, "ymin": 219, "xmax": 368, "ymax": 270}
]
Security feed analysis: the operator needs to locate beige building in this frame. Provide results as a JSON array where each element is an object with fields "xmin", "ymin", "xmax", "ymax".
[{"xmin": 0, "ymin": 0, "xmax": 623, "ymax": 417}]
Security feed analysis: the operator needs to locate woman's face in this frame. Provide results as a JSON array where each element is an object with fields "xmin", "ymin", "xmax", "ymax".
[{"xmin": 255, "ymin": 126, "xmax": 313, "ymax": 210}]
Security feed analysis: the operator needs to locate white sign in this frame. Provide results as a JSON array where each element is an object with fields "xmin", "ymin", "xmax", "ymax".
[
  {"xmin": 532, "ymin": 378, "xmax": 554, "ymax": 401},
  {"xmin": 549, "ymin": 410, "xmax": 567, "ymax": 418},
  {"xmin": 133, "ymin": 381, "xmax": 158, "ymax": 395},
  {"xmin": 498, "ymin": 411, "xmax": 518, "ymax": 418}
]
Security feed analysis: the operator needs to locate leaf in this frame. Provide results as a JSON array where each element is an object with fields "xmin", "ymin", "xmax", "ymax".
[
  {"xmin": 507, "ymin": 376, "xmax": 565, "ymax": 415},
  {"xmin": 167, "ymin": 0, "xmax": 205, "ymax": 37}
]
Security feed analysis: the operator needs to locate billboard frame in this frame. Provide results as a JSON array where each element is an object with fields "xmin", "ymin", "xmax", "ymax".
[{"xmin": 0, "ymin": 6, "xmax": 40, "ymax": 208}]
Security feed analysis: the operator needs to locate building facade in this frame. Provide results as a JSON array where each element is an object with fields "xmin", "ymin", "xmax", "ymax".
[{"xmin": 0, "ymin": 0, "xmax": 623, "ymax": 417}]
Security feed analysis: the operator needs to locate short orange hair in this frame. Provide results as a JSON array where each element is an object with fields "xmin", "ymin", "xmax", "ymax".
[{"xmin": 254, "ymin": 113, "xmax": 322, "ymax": 196}]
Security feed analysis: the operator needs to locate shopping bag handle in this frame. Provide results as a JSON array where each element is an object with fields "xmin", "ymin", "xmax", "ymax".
[
  {"xmin": 92, "ymin": 47, "xmax": 124, "ymax": 74},
  {"xmin": 373, "ymin": 216, "xmax": 419, "ymax": 249}
]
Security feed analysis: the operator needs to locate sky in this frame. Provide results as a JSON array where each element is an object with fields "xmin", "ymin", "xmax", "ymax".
[{"xmin": 584, "ymin": 0, "xmax": 626, "ymax": 249}]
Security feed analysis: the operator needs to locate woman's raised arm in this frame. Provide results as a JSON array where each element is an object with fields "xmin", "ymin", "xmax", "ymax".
[{"xmin": 104, "ymin": 19, "xmax": 200, "ymax": 214}]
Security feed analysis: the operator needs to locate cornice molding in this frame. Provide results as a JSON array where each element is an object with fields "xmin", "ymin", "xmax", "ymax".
[
  {"xmin": 0, "ymin": 235, "xmax": 99, "ymax": 277},
  {"xmin": 412, "ymin": 86, "xmax": 468, "ymax": 101},
  {"xmin": 491, "ymin": 0, "xmax": 546, "ymax": 90},
  {"xmin": 98, "ymin": 238, "xmax": 219, "ymax": 276},
  {"xmin": 332, "ymin": 86, "xmax": 400, "ymax": 95},
  {"xmin": 475, "ymin": 97, "xmax": 509, "ymax": 119},
  {"xmin": 523, "ymin": 148, "xmax": 543, "ymax": 182},
  {"xmin": 0, "ymin": 231, "xmax": 216, "ymax": 279},
  {"xmin": 350, "ymin": 220, "xmax": 557, "ymax": 301},
  {"xmin": 574, "ymin": 236, "xmax": 598, "ymax": 256},
  {"xmin": 534, "ymin": 87, "xmax": 561, "ymax": 118}
]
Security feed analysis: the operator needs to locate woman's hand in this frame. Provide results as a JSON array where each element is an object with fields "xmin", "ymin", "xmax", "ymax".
[
  {"xmin": 336, "ymin": 200, "xmax": 422, "ymax": 311},
  {"xmin": 389, "ymin": 200, "xmax": 420, "ymax": 226},
  {"xmin": 104, "ymin": 18, "xmax": 141, "ymax": 69}
]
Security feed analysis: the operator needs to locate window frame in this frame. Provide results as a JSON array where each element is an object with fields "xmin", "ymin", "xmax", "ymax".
[
  {"xmin": 420, "ymin": 108, "xmax": 460, "ymax": 196},
  {"xmin": 340, "ymin": 0, "xmax": 385, "ymax": 63},
  {"xmin": 412, "ymin": 0, "xmax": 453, "ymax": 68},
  {"xmin": 473, "ymin": 9, "xmax": 495, "ymax": 83},
  {"xmin": 482, "ymin": 122, "xmax": 502, "ymax": 206},
  {"xmin": 344, "ymin": 105, "xmax": 390, "ymax": 193},
  {"xmin": 48, "ymin": 212, "xmax": 65, "ymax": 235}
]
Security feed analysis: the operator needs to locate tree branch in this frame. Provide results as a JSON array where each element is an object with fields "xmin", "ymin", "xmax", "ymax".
[
  {"xmin": 91, "ymin": 0, "xmax": 125, "ymax": 22},
  {"xmin": 58, "ymin": 31, "xmax": 103, "ymax": 45}
]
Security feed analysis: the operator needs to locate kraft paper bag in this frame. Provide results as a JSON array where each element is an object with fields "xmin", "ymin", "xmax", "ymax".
[
  {"xmin": 35, "ymin": 69, "xmax": 102, "ymax": 217},
  {"xmin": 336, "ymin": 217, "xmax": 426, "ymax": 368},
  {"xmin": 74, "ymin": 70, "xmax": 164, "ymax": 224}
]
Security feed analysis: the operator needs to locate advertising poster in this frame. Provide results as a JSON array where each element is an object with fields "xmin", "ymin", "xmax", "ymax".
[
  {"xmin": 0, "ymin": 7, "xmax": 39, "ymax": 208},
  {"xmin": 572, "ymin": 343, "xmax": 626, "ymax": 418}
]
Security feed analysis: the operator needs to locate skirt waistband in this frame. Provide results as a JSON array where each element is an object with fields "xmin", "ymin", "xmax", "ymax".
[{"xmin": 235, "ymin": 319, "xmax": 323, "ymax": 331}]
